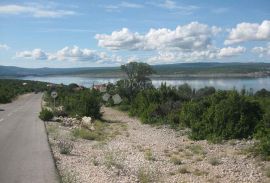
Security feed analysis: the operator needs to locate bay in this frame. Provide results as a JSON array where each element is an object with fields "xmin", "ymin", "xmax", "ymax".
[{"xmin": 19, "ymin": 75, "xmax": 270, "ymax": 91}]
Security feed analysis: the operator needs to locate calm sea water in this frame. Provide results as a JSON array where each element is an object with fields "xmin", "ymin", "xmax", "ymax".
[{"xmin": 19, "ymin": 75, "xmax": 270, "ymax": 91}]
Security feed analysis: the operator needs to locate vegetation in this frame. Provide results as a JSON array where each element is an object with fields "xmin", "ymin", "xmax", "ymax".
[
  {"xmin": 120, "ymin": 62, "xmax": 155, "ymax": 101},
  {"xmin": 1, "ymin": 62, "xmax": 270, "ymax": 160},
  {"xmin": 44, "ymin": 83, "xmax": 102, "ymax": 118},
  {"xmin": 180, "ymin": 91, "xmax": 262, "ymax": 141},
  {"xmin": 137, "ymin": 167, "xmax": 159, "ymax": 183},
  {"xmin": 58, "ymin": 140, "xmax": 74, "ymax": 155},
  {"xmin": 39, "ymin": 109, "xmax": 54, "ymax": 121},
  {"xmin": 0, "ymin": 79, "xmax": 47, "ymax": 103},
  {"xmin": 72, "ymin": 121, "xmax": 106, "ymax": 141},
  {"xmin": 208, "ymin": 157, "xmax": 222, "ymax": 166},
  {"xmin": 112, "ymin": 62, "xmax": 270, "ymax": 159}
]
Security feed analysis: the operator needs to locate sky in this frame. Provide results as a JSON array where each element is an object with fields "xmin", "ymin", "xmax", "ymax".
[{"xmin": 0, "ymin": 0, "xmax": 270, "ymax": 68}]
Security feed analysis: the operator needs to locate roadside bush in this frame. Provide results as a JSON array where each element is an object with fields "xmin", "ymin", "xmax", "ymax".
[
  {"xmin": 180, "ymin": 91, "xmax": 263, "ymax": 141},
  {"xmin": 58, "ymin": 140, "xmax": 73, "ymax": 155},
  {"xmin": 0, "ymin": 79, "xmax": 48, "ymax": 104},
  {"xmin": 56, "ymin": 89, "xmax": 101, "ymax": 118},
  {"xmin": 39, "ymin": 109, "xmax": 54, "ymax": 121},
  {"xmin": 255, "ymin": 112, "xmax": 270, "ymax": 159}
]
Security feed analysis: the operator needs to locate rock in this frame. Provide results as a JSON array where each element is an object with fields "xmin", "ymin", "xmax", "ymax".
[
  {"xmin": 81, "ymin": 116, "xmax": 92, "ymax": 128},
  {"xmin": 90, "ymin": 125, "xmax": 95, "ymax": 131}
]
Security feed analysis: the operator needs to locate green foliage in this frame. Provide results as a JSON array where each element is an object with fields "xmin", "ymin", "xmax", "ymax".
[
  {"xmin": 72, "ymin": 128, "xmax": 100, "ymax": 140},
  {"xmin": 39, "ymin": 109, "xmax": 54, "ymax": 121},
  {"xmin": 121, "ymin": 62, "xmax": 155, "ymax": 101},
  {"xmin": 0, "ymin": 79, "xmax": 47, "ymax": 104},
  {"xmin": 181, "ymin": 91, "xmax": 262, "ymax": 141},
  {"xmin": 46, "ymin": 87, "xmax": 101, "ymax": 118},
  {"xmin": 255, "ymin": 111, "xmax": 270, "ymax": 159},
  {"xmin": 72, "ymin": 121, "xmax": 106, "ymax": 141}
]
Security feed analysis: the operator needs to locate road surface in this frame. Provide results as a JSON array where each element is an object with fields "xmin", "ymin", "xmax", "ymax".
[{"xmin": 0, "ymin": 93, "xmax": 59, "ymax": 183}]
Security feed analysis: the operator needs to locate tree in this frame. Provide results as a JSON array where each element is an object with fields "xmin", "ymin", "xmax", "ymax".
[{"xmin": 121, "ymin": 62, "xmax": 155, "ymax": 101}]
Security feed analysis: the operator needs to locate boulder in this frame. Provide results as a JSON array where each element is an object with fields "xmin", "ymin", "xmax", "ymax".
[{"xmin": 81, "ymin": 116, "xmax": 92, "ymax": 128}]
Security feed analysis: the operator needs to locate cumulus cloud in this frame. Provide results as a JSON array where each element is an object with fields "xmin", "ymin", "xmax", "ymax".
[
  {"xmin": 0, "ymin": 4, "xmax": 76, "ymax": 18},
  {"xmin": 218, "ymin": 46, "xmax": 246, "ymax": 57},
  {"xmin": 95, "ymin": 28, "xmax": 144, "ymax": 50},
  {"xmin": 225, "ymin": 20, "xmax": 270, "ymax": 45},
  {"xmin": 16, "ymin": 49, "xmax": 48, "ymax": 60},
  {"xmin": 147, "ymin": 46, "xmax": 246, "ymax": 64},
  {"xmin": 252, "ymin": 43, "xmax": 270, "ymax": 57},
  {"xmin": 15, "ymin": 46, "xmax": 126, "ymax": 64},
  {"xmin": 95, "ymin": 22, "xmax": 221, "ymax": 51},
  {"xmin": 0, "ymin": 44, "xmax": 10, "ymax": 50}
]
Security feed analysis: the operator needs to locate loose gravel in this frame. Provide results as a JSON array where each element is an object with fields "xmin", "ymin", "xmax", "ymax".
[{"xmin": 46, "ymin": 107, "xmax": 270, "ymax": 183}]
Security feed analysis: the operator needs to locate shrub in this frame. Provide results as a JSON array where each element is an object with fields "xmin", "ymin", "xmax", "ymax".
[
  {"xmin": 137, "ymin": 167, "xmax": 158, "ymax": 183},
  {"xmin": 58, "ymin": 140, "xmax": 74, "ymax": 155},
  {"xmin": 180, "ymin": 91, "xmax": 263, "ymax": 141},
  {"xmin": 208, "ymin": 157, "xmax": 221, "ymax": 166},
  {"xmin": 255, "ymin": 112, "xmax": 270, "ymax": 159},
  {"xmin": 170, "ymin": 155, "xmax": 182, "ymax": 165},
  {"xmin": 39, "ymin": 109, "xmax": 54, "ymax": 121}
]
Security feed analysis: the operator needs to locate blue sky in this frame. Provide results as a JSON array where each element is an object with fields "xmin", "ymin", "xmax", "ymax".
[{"xmin": 0, "ymin": 0, "xmax": 269, "ymax": 68}]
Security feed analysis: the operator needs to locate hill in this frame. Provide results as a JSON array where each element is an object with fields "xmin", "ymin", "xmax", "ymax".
[{"xmin": 1, "ymin": 62, "xmax": 270, "ymax": 78}]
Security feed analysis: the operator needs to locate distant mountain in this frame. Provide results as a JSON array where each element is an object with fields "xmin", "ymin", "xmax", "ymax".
[
  {"xmin": 0, "ymin": 65, "xmax": 119, "ymax": 77},
  {"xmin": 1, "ymin": 62, "xmax": 270, "ymax": 78}
]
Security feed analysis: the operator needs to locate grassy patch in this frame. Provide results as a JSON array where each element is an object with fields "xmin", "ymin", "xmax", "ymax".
[
  {"xmin": 72, "ymin": 128, "xmax": 102, "ymax": 140},
  {"xmin": 144, "ymin": 148, "xmax": 155, "ymax": 161},
  {"xmin": 46, "ymin": 124, "xmax": 60, "ymax": 140},
  {"xmin": 137, "ymin": 167, "xmax": 159, "ymax": 183},
  {"xmin": 193, "ymin": 168, "xmax": 209, "ymax": 176},
  {"xmin": 58, "ymin": 140, "xmax": 74, "ymax": 155},
  {"xmin": 61, "ymin": 170, "xmax": 77, "ymax": 183},
  {"xmin": 104, "ymin": 151, "xmax": 124, "ymax": 170},
  {"xmin": 265, "ymin": 166, "xmax": 270, "ymax": 178},
  {"xmin": 208, "ymin": 157, "xmax": 222, "ymax": 166},
  {"xmin": 72, "ymin": 119, "xmax": 127, "ymax": 142},
  {"xmin": 187, "ymin": 144, "xmax": 206, "ymax": 155},
  {"xmin": 92, "ymin": 156, "xmax": 99, "ymax": 166},
  {"xmin": 178, "ymin": 167, "xmax": 190, "ymax": 174},
  {"xmin": 170, "ymin": 155, "xmax": 182, "ymax": 165}
]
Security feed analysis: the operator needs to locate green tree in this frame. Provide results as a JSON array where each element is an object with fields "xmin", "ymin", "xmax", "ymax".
[{"xmin": 121, "ymin": 62, "xmax": 155, "ymax": 101}]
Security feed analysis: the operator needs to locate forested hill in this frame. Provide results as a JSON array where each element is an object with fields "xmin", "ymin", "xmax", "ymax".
[{"xmin": 1, "ymin": 62, "xmax": 270, "ymax": 78}]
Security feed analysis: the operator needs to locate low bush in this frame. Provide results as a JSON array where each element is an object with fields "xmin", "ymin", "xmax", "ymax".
[
  {"xmin": 58, "ymin": 140, "xmax": 74, "ymax": 155},
  {"xmin": 180, "ymin": 91, "xmax": 263, "ymax": 141},
  {"xmin": 254, "ymin": 112, "xmax": 270, "ymax": 160},
  {"xmin": 39, "ymin": 109, "xmax": 54, "ymax": 121}
]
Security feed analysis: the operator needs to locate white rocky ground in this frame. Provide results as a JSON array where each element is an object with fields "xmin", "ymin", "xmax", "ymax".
[{"xmin": 46, "ymin": 107, "xmax": 270, "ymax": 183}]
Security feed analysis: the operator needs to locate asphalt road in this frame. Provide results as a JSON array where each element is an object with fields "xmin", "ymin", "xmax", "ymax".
[{"xmin": 0, "ymin": 93, "xmax": 59, "ymax": 183}]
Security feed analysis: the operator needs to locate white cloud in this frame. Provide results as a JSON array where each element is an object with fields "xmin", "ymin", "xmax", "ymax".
[
  {"xmin": 15, "ymin": 46, "xmax": 126, "ymax": 64},
  {"xmin": 95, "ymin": 22, "xmax": 221, "ymax": 51},
  {"xmin": 218, "ymin": 46, "xmax": 246, "ymax": 57},
  {"xmin": 119, "ymin": 2, "xmax": 144, "ymax": 8},
  {"xmin": 48, "ymin": 46, "xmax": 106, "ymax": 61},
  {"xmin": 252, "ymin": 43, "xmax": 270, "ymax": 57},
  {"xmin": 147, "ymin": 46, "xmax": 246, "ymax": 64},
  {"xmin": 95, "ymin": 28, "xmax": 144, "ymax": 50},
  {"xmin": 225, "ymin": 20, "xmax": 270, "ymax": 45},
  {"xmin": 0, "ymin": 44, "xmax": 10, "ymax": 50},
  {"xmin": 105, "ymin": 1, "xmax": 143, "ymax": 12},
  {"xmin": 0, "ymin": 4, "xmax": 76, "ymax": 18},
  {"xmin": 151, "ymin": 0, "xmax": 199, "ymax": 15},
  {"xmin": 16, "ymin": 49, "xmax": 48, "ymax": 60}
]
